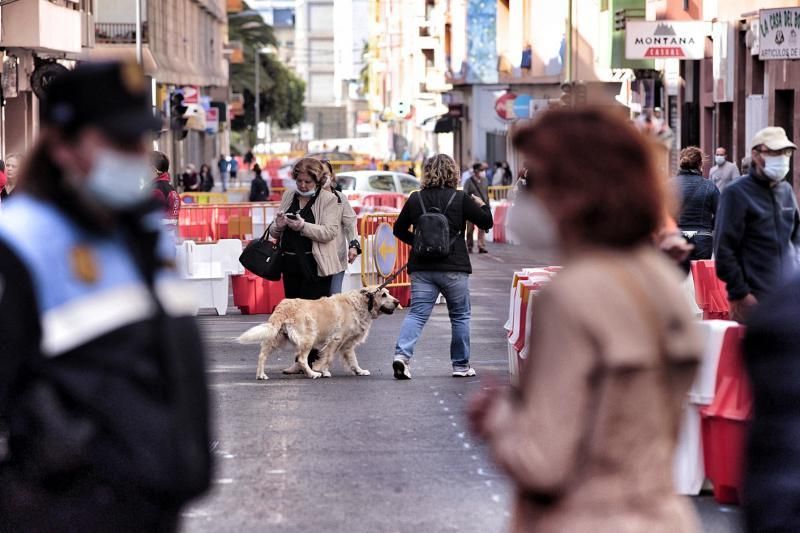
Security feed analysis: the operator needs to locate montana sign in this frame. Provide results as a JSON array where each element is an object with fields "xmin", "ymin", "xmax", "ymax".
[{"xmin": 626, "ymin": 21, "xmax": 709, "ymax": 60}]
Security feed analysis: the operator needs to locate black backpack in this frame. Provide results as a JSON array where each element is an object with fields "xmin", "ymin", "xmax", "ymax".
[{"xmin": 413, "ymin": 190, "xmax": 460, "ymax": 259}]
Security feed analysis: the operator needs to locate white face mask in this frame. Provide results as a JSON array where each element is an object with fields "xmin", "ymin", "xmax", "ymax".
[
  {"xmin": 508, "ymin": 191, "xmax": 561, "ymax": 264},
  {"xmin": 296, "ymin": 188, "xmax": 316, "ymax": 198},
  {"xmin": 84, "ymin": 149, "xmax": 151, "ymax": 209},
  {"xmin": 714, "ymin": 155, "xmax": 726, "ymax": 166},
  {"xmin": 762, "ymin": 154, "xmax": 791, "ymax": 182}
]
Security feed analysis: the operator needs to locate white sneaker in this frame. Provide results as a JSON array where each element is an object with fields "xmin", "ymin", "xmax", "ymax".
[
  {"xmin": 392, "ymin": 359, "xmax": 412, "ymax": 380},
  {"xmin": 452, "ymin": 366, "xmax": 476, "ymax": 378}
]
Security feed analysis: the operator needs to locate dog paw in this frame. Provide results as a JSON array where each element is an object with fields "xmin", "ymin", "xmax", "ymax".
[
  {"xmin": 282, "ymin": 363, "xmax": 302, "ymax": 375},
  {"xmin": 256, "ymin": 373, "xmax": 269, "ymax": 381},
  {"xmin": 355, "ymin": 369, "xmax": 371, "ymax": 376},
  {"xmin": 308, "ymin": 371, "xmax": 323, "ymax": 379},
  {"xmin": 322, "ymin": 370, "xmax": 332, "ymax": 378}
]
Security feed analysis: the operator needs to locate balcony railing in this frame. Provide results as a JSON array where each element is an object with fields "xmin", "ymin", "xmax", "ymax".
[{"xmin": 95, "ymin": 22, "xmax": 148, "ymax": 44}]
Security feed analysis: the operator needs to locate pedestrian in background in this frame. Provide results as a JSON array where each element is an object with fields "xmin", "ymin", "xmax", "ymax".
[
  {"xmin": 248, "ymin": 164, "xmax": 269, "ymax": 202},
  {"xmin": 673, "ymin": 146, "xmax": 719, "ymax": 263},
  {"xmin": 470, "ymin": 107, "xmax": 702, "ymax": 533},
  {"xmin": 319, "ymin": 159, "xmax": 359, "ymax": 295},
  {"xmin": 392, "ymin": 154, "xmax": 494, "ymax": 380},
  {"xmin": 742, "ymin": 274, "xmax": 800, "ymax": 532},
  {"xmin": 217, "ymin": 154, "xmax": 229, "ymax": 192},
  {"xmin": 464, "ymin": 162, "xmax": 490, "ymax": 254},
  {"xmin": 181, "ymin": 164, "xmax": 200, "ymax": 192},
  {"xmin": 710, "ymin": 146, "xmax": 740, "ymax": 192},
  {"xmin": 714, "ymin": 127, "xmax": 800, "ymax": 322},
  {"xmin": 199, "ymin": 163, "xmax": 214, "ymax": 192},
  {"xmin": 149, "ymin": 151, "xmax": 181, "ymax": 228},
  {"xmin": 1, "ymin": 153, "xmax": 21, "ymax": 200},
  {"xmin": 0, "ymin": 60, "xmax": 211, "ymax": 533},
  {"xmin": 229, "ymin": 156, "xmax": 239, "ymax": 187},
  {"xmin": 0, "ymin": 160, "xmax": 6, "ymax": 208}
]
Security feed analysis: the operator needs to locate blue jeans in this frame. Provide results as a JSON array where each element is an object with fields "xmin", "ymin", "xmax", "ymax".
[
  {"xmin": 395, "ymin": 271, "xmax": 471, "ymax": 368},
  {"xmin": 330, "ymin": 271, "xmax": 345, "ymax": 294}
]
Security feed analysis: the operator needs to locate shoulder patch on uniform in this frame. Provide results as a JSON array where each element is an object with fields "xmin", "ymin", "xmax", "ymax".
[{"xmin": 71, "ymin": 245, "xmax": 99, "ymax": 284}]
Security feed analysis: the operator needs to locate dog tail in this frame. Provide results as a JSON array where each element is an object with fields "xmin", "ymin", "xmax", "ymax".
[{"xmin": 237, "ymin": 323, "xmax": 279, "ymax": 344}]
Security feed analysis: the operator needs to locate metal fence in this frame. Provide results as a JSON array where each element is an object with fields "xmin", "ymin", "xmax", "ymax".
[{"xmin": 95, "ymin": 22, "xmax": 148, "ymax": 44}]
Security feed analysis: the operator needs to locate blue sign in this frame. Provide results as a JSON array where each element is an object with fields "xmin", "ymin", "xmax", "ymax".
[
  {"xmin": 373, "ymin": 223, "xmax": 398, "ymax": 277},
  {"xmin": 513, "ymin": 94, "xmax": 532, "ymax": 119}
]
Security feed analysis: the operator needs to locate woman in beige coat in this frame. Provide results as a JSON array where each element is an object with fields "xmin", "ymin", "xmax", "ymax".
[
  {"xmin": 470, "ymin": 108, "xmax": 703, "ymax": 533},
  {"xmin": 320, "ymin": 160, "xmax": 359, "ymax": 294},
  {"xmin": 270, "ymin": 157, "xmax": 342, "ymax": 299}
]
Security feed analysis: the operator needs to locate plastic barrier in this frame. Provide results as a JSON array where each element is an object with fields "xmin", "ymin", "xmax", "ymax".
[
  {"xmin": 361, "ymin": 193, "xmax": 407, "ymax": 210},
  {"xmin": 488, "ymin": 186, "xmax": 513, "ymax": 202},
  {"xmin": 177, "ymin": 202, "xmax": 280, "ymax": 243},
  {"xmin": 691, "ymin": 260, "xmax": 730, "ymax": 320},
  {"xmin": 174, "ymin": 239, "xmax": 244, "ymax": 315},
  {"xmin": 493, "ymin": 203, "xmax": 510, "ymax": 243},
  {"xmin": 673, "ymin": 320, "xmax": 737, "ymax": 495},
  {"xmin": 181, "ymin": 192, "xmax": 229, "ymax": 205},
  {"xmin": 231, "ymin": 270, "xmax": 286, "ymax": 315},
  {"xmin": 701, "ymin": 324, "xmax": 751, "ymax": 505},
  {"xmin": 360, "ymin": 214, "xmax": 411, "ymax": 307}
]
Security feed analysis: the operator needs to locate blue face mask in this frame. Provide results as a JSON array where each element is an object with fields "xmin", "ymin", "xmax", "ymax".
[{"xmin": 84, "ymin": 149, "xmax": 151, "ymax": 209}]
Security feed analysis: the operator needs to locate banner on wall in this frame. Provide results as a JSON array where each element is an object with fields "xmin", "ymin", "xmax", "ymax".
[{"xmin": 759, "ymin": 8, "xmax": 800, "ymax": 60}]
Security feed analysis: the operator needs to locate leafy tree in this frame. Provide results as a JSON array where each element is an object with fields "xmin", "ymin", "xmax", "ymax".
[{"xmin": 229, "ymin": 2, "xmax": 305, "ymax": 133}]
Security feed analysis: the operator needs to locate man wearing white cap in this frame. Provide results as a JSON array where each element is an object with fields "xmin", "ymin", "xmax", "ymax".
[{"xmin": 714, "ymin": 126, "xmax": 800, "ymax": 322}]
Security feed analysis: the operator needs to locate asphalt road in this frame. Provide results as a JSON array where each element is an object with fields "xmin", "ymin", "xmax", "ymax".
[{"xmin": 182, "ymin": 242, "xmax": 744, "ymax": 533}]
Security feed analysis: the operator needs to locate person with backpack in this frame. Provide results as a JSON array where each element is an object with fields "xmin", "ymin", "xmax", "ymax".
[
  {"xmin": 463, "ymin": 163, "xmax": 491, "ymax": 253},
  {"xmin": 391, "ymin": 154, "xmax": 494, "ymax": 379}
]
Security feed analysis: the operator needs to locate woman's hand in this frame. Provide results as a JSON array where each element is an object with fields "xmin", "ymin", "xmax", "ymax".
[
  {"xmin": 348, "ymin": 247, "xmax": 358, "ymax": 264},
  {"xmin": 286, "ymin": 216, "xmax": 305, "ymax": 232},
  {"xmin": 275, "ymin": 211, "xmax": 288, "ymax": 230}
]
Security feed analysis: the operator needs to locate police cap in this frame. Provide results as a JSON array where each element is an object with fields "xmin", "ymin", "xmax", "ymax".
[{"xmin": 40, "ymin": 60, "xmax": 162, "ymax": 140}]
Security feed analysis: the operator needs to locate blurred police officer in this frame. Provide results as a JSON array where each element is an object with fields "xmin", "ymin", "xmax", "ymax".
[{"xmin": 0, "ymin": 61, "xmax": 212, "ymax": 532}]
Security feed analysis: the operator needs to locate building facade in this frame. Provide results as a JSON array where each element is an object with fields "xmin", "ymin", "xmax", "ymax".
[{"xmin": 0, "ymin": 0, "xmax": 93, "ymax": 157}]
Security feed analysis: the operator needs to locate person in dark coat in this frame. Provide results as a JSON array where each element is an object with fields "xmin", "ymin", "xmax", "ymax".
[
  {"xmin": 199, "ymin": 164, "xmax": 214, "ymax": 192},
  {"xmin": 463, "ymin": 162, "xmax": 491, "ymax": 253},
  {"xmin": 672, "ymin": 146, "xmax": 719, "ymax": 265},
  {"xmin": 714, "ymin": 127, "xmax": 800, "ymax": 322},
  {"xmin": 392, "ymin": 154, "xmax": 494, "ymax": 379},
  {"xmin": 248, "ymin": 164, "xmax": 269, "ymax": 202},
  {"xmin": 743, "ymin": 275, "xmax": 800, "ymax": 532}
]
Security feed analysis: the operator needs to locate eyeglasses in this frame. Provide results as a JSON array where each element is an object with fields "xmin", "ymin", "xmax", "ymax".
[{"xmin": 755, "ymin": 147, "xmax": 795, "ymax": 157}]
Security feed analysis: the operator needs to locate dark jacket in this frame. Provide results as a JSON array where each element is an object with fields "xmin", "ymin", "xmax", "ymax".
[
  {"xmin": 714, "ymin": 170, "xmax": 800, "ymax": 300},
  {"xmin": 463, "ymin": 176, "xmax": 490, "ymax": 204},
  {"xmin": 149, "ymin": 173, "xmax": 181, "ymax": 225},
  {"xmin": 674, "ymin": 169, "xmax": 719, "ymax": 233},
  {"xmin": 743, "ymin": 275, "xmax": 800, "ymax": 532},
  {"xmin": 0, "ymin": 196, "xmax": 212, "ymax": 526},
  {"xmin": 249, "ymin": 175, "xmax": 269, "ymax": 202},
  {"xmin": 394, "ymin": 188, "xmax": 493, "ymax": 274}
]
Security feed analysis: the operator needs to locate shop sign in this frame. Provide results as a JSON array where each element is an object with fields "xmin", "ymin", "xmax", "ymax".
[
  {"xmin": 205, "ymin": 107, "xmax": 219, "ymax": 134},
  {"xmin": 759, "ymin": 8, "xmax": 800, "ymax": 60},
  {"xmin": 625, "ymin": 21, "xmax": 709, "ymax": 60}
]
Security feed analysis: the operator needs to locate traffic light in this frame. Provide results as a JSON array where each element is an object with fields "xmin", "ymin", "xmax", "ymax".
[
  {"xmin": 170, "ymin": 90, "xmax": 188, "ymax": 140},
  {"xmin": 559, "ymin": 82, "xmax": 574, "ymax": 107},
  {"xmin": 574, "ymin": 82, "xmax": 588, "ymax": 106}
]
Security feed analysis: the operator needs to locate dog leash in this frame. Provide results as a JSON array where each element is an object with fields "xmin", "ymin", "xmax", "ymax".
[{"xmin": 374, "ymin": 261, "xmax": 410, "ymax": 293}]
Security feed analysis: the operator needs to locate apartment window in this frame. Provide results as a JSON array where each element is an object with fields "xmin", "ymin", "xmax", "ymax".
[
  {"xmin": 309, "ymin": 4, "xmax": 333, "ymax": 33},
  {"xmin": 309, "ymin": 73, "xmax": 334, "ymax": 103},
  {"xmin": 683, "ymin": 0, "xmax": 689, "ymax": 10},
  {"xmin": 422, "ymin": 49, "xmax": 434, "ymax": 68}
]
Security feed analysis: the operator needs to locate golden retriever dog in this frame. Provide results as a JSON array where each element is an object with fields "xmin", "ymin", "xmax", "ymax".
[{"xmin": 237, "ymin": 287, "xmax": 401, "ymax": 380}]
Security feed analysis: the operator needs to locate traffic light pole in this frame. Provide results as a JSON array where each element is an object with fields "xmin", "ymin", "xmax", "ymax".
[
  {"xmin": 255, "ymin": 47, "xmax": 260, "ymax": 146},
  {"xmin": 135, "ymin": 0, "xmax": 142, "ymax": 66}
]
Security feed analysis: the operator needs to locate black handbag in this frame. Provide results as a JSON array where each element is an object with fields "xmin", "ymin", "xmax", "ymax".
[{"xmin": 239, "ymin": 224, "xmax": 283, "ymax": 281}]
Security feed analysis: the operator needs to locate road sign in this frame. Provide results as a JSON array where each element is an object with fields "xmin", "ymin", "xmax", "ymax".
[{"xmin": 373, "ymin": 223, "xmax": 398, "ymax": 278}]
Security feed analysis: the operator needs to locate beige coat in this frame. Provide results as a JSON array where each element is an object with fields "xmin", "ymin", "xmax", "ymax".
[
  {"xmin": 332, "ymin": 190, "xmax": 358, "ymax": 271},
  {"xmin": 484, "ymin": 246, "xmax": 702, "ymax": 533},
  {"xmin": 270, "ymin": 189, "xmax": 342, "ymax": 277}
]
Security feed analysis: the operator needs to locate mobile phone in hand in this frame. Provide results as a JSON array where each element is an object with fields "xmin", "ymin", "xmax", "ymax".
[{"xmin": 286, "ymin": 213, "xmax": 298, "ymax": 220}]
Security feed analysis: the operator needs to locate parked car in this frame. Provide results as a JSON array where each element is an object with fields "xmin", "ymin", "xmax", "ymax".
[{"xmin": 335, "ymin": 171, "xmax": 420, "ymax": 195}]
